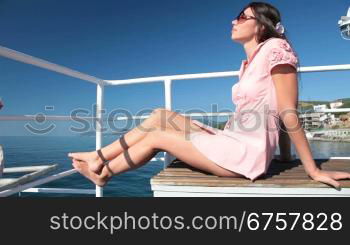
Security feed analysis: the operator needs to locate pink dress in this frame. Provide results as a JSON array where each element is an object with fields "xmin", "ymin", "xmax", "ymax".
[{"xmin": 189, "ymin": 37, "xmax": 299, "ymax": 181}]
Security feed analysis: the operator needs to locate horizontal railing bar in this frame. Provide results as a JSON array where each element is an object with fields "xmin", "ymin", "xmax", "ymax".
[
  {"xmin": 0, "ymin": 112, "xmax": 235, "ymax": 121},
  {"xmin": 21, "ymin": 187, "xmax": 96, "ymax": 195},
  {"xmin": 4, "ymin": 165, "xmax": 56, "ymax": 173},
  {"xmin": 105, "ymin": 64, "xmax": 350, "ymax": 86},
  {"xmin": 180, "ymin": 112, "xmax": 234, "ymax": 117},
  {"xmin": 298, "ymin": 64, "xmax": 350, "ymax": 72},
  {"xmin": 316, "ymin": 108, "xmax": 350, "ymax": 113},
  {"xmin": 0, "ymin": 169, "xmax": 77, "ymax": 197},
  {"xmin": 329, "ymin": 157, "xmax": 350, "ymax": 160},
  {"xmin": 105, "ymin": 71, "xmax": 240, "ymax": 85},
  {"xmin": 4, "ymin": 109, "xmax": 350, "ymax": 122},
  {"xmin": 0, "ymin": 45, "xmax": 107, "ymax": 85},
  {"xmin": 0, "ymin": 115, "xmax": 96, "ymax": 121}
]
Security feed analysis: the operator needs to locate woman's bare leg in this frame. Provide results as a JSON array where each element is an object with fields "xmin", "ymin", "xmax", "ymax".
[
  {"xmin": 72, "ymin": 126, "xmax": 244, "ymax": 187},
  {"xmin": 69, "ymin": 108, "xmax": 207, "ymax": 173}
]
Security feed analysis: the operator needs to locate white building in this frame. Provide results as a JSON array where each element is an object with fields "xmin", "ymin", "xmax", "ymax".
[
  {"xmin": 313, "ymin": 104, "xmax": 328, "ymax": 112},
  {"xmin": 330, "ymin": 100, "xmax": 343, "ymax": 109},
  {"xmin": 299, "ymin": 111, "xmax": 338, "ymax": 130}
]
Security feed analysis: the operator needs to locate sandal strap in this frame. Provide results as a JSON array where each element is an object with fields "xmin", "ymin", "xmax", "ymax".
[
  {"xmin": 104, "ymin": 161, "xmax": 114, "ymax": 176},
  {"xmin": 97, "ymin": 149, "xmax": 108, "ymax": 163},
  {"xmin": 97, "ymin": 149, "xmax": 114, "ymax": 175}
]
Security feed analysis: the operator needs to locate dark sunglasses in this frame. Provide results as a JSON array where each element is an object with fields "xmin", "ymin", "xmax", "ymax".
[{"xmin": 235, "ymin": 12, "xmax": 257, "ymax": 24}]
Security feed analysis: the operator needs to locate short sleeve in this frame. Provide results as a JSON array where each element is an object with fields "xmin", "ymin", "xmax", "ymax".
[{"xmin": 267, "ymin": 39, "xmax": 298, "ymax": 74}]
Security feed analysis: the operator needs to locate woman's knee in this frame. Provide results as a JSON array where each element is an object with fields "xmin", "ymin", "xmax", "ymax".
[
  {"xmin": 151, "ymin": 107, "xmax": 169, "ymax": 116},
  {"xmin": 137, "ymin": 109, "xmax": 165, "ymax": 133},
  {"xmin": 144, "ymin": 128, "xmax": 179, "ymax": 151},
  {"xmin": 150, "ymin": 108, "xmax": 178, "ymax": 128},
  {"xmin": 147, "ymin": 108, "xmax": 166, "ymax": 126},
  {"xmin": 140, "ymin": 129, "xmax": 161, "ymax": 150}
]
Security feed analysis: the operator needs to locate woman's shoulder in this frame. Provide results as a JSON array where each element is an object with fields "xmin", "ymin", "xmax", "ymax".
[
  {"xmin": 262, "ymin": 37, "xmax": 294, "ymax": 52},
  {"xmin": 260, "ymin": 37, "xmax": 298, "ymax": 72}
]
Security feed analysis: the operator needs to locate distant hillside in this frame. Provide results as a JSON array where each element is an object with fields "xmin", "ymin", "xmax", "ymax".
[
  {"xmin": 299, "ymin": 98, "xmax": 350, "ymax": 112},
  {"xmin": 339, "ymin": 98, "xmax": 350, "ymax": 108}
]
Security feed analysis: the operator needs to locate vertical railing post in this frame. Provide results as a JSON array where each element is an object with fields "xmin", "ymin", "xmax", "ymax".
[
  {"xmin": 163, "ymin": 79, "xmax": 174, "ymax": 169},
  {"xmin": 95, "ymin": 83, "xmax": 104, "ymax": 197},
  {"xmin": 0, "ymin": 145, "xmax": 4, "ymax": 178}
]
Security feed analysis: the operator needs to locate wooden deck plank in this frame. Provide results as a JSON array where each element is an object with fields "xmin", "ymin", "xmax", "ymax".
[
  {"xmin": 152, "ymin": 176, "xmax": 350, "ymax": 188},
  {"xmin": 156, "ymin": 172, "xmax": 313, "ymax": 179},
  {"xmin": 151, "ymin": 158, "xmax": 350, "ymax": 188}
]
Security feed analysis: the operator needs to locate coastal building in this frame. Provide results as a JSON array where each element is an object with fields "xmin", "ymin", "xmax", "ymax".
[
  {"xmin": 330, "ymin": 100, "xmax": 344, "ymax": 109},
  {"xmin": 299, "ymin": 103, "xmax": 350, "ymax": 130},
  {"xmin": 313, "ymin": 104, "xmax": 328, "ymax": 112},
  {"xmin": 306, "ymin": 128, "xmax": 350, "ymax": 141},
  {"xmin": 299, "ymin": 112, "xmax": 325, "ymax": 130}
]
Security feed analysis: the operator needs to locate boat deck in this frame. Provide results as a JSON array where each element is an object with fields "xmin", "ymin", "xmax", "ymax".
[{"xmin": 151, "ymin": 158, "xmax": 350, "ymax": 197}]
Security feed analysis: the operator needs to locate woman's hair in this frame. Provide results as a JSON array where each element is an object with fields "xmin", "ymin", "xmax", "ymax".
[
  {"xmin": 238, "ymin": 1, "xmax": 302, "ymax": 106},
  {"xmin": 238, "ymin": 2, "xmax": 303, "ymax": 126},
  {"xmin": 238, "ymin": 2, "xmax": 300, "ymax": 63},
  {"xmin": 238, "ymin": 2, "xmax": 285, "ymax": 43}
]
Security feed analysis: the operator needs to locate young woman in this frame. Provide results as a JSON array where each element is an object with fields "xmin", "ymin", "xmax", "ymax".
[{"xmin": 68, "ymin": 2, "xmax": 350, "ymax": 189}]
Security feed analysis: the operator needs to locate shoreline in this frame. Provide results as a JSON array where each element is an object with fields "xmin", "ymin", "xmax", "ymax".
[{"xmin": 308, "ymin": 137, "xmax": 350, "ymax": 143}]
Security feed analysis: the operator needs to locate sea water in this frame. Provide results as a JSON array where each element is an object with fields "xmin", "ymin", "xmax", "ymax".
[
  {"xmin": 1, "ymin": 135, "xmax": 164, "ymax": 197},
  {"xmin": 1, "ymin": 135, "xmax": 349, "ymax": 197}
]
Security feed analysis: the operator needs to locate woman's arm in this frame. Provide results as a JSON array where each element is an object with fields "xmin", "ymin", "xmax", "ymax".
[
  {"xmin": 272, "ymin": 64, "xmax": 350, "ymax": 189},
  {"xmin": 277, "ymin": 118, "xmax": 293, "ymax": 161}
]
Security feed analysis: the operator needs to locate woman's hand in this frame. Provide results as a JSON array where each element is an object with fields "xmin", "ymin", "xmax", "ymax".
[{"xmin": 308, "ymin": 168, "xmax": 350, "ymax": 190}]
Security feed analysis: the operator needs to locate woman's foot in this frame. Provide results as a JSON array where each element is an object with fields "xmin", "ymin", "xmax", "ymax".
[
  {"xmin": 68, "ymin": 151, "xmax": 104, "ymax": 173},
  {"xmin": 72, "ymin": 159, "xmax": 108, "ymax": 187}
]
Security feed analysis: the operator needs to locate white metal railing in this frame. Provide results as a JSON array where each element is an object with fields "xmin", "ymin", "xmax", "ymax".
[
  {"xmin": 0, "ymin": 112, "xmax": 235, "ymax": 121},
  {"xmin": 1, "ymin": 45, "xmax": 350, "ymax": 197},
  {"xmin": 0, "ymin": 46, "xmax": 105, "ymax": 85}
]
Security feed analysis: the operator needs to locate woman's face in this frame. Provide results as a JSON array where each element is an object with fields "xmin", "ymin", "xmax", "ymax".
[{"xmin": 231, "ymin": 7, "xmax": 259, "ymax": 43}]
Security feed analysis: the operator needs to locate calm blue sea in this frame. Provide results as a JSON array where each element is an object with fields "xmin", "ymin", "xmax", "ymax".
[
  {"xmin": 1, "ymin": 135, "xmax": 165, "ymax": 197},
  {"xmin": 1, "ymin": 135, "xmax": 349, "ymax": 197}
]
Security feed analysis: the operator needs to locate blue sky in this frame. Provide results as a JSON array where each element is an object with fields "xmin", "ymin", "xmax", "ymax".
[{"xmin": 0, "ymin": 0, "xmax": 349, "ymax": 136}]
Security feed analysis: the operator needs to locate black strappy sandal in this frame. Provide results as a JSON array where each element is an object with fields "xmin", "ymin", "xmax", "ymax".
[{"xmin": 97, "ymin": 149, "xmax": 114, "ymax": 175}]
